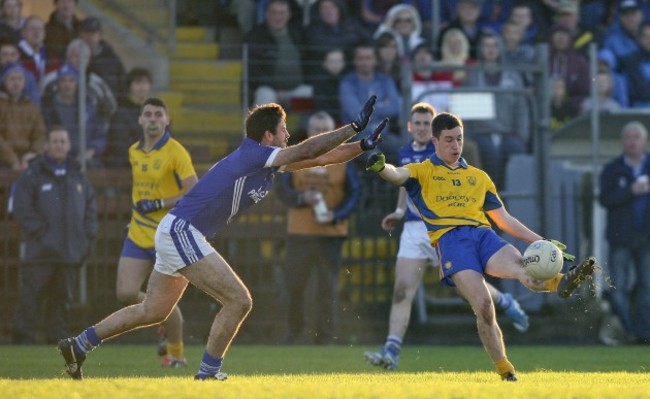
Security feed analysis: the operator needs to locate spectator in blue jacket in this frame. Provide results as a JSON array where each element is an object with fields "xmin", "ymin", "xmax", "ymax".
[
  {"xmin": 339, "ymin": 41, "xmax": 401, "ymax": 164},
  {"xmin": 602, "ymin": 0, "xmax": 645, "ymax": 72},
  {"xmin": 11, "ymin": 126, "xmax": 97, "ymax": 344},
  {"xmin": 599, "ymin": 121, "xmax": 650, "ymax": 345},
  {"xmin": 620, "ymin": 22, "xmax": 650, "ymax": 108}
]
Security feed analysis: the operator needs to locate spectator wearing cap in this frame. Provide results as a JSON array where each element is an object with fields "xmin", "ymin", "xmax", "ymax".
[
  {"xmin": 553, "ymin": 0, "xmax": 599, "ymax": 58},
  {"xmin": 603, "ymin": 0, "xmax": 645, "ymax": 71},
  {"xmin": 597, "ymin": 47, "xmax": 630, "ymax": 107},
  {"xmin": 41, "ymin": 63, "xmax": 107, "ymax": 168},
  {"xmin": 0, "ymin": 62, "xmax": 45, "ymax": 170},
  {"xmin": 41, "ymin": 38, "xmax": 117, "ymax": 122},
  {"xmin": 44, "ymin": 0, "xmax": 80, "ymax": 60},
  {"xmin": 18, "ymin": 15, "xmax": 61, "ymax": 84},
  {"xmin": 78, "ymin": 16, "xmax": 127, "ymax": 100},
  {"xmin": 0, "ymin": 38, "xmax": 40, "ymax": 105}
]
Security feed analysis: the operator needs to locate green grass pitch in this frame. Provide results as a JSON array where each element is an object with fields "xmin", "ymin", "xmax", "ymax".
[{"xmin": 1, "ymin": 344, "xmax": 649, "ymax": 398}]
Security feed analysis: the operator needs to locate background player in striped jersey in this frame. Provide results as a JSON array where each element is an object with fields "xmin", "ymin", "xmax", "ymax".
[
  {"xmin": 58, "ymin": 96, "xmax": 386, "ymax": 380},
  {"xmin": 365, "ymin": 111, "xmax": 596, "ymax": 381},
  {"xmin": 364, "ymin": 103, "xmax": 529, "ymax": 371},
  {"xmin": 116, "ymin": 97, "xmax": 198, "ymax": 367}
]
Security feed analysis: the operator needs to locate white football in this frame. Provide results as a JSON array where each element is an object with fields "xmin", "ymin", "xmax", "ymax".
[{"xmin": 522, "ymin": 240, "xmax": 564, "ymax": 281}]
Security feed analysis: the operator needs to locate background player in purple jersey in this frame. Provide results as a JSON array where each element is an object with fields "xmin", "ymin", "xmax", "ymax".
[
  {"xmin": 364, "ymin": 103, "xmax": 529, "ymax": 371},
  {"xmin": 58, "ymin": 95, "xmax": 386, "ymax": 381}
]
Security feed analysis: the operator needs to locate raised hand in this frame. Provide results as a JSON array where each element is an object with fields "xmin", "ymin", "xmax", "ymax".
[
  {"xmin": 351, "ymin": 95, "xmax": 377, "ymax": 133},
  {"xmin": 360, "ymin": 118, "xmax": 388, "ymax": 151}
]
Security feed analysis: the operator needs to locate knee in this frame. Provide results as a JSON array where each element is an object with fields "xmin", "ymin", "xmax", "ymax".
[
  {"xmin": 392, "ymin": 281, "xmax": 409, "ymax": 304},
  {"xmin": 229, "ymin": 288, "xmax": 253, "ymax": 318},
  {"xmin": 142, "ymin": 304, "xmax": 172, "ymax": 325}
]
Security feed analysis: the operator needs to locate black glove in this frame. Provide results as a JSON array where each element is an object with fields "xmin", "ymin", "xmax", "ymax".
[
  {"xmin": 365, "ymin": 152, "xmax": 386, "ymax": 173},
  {"xmin": 351, "ymin": 95, "xmax": 377, "ymax": 133},
  {"xmin": 136, "ymin": 199, "xmax": 164, "ymax": 214},
  {"xmin": 360, "ymin": 118, "xmax": 388, "ymax": 151}
]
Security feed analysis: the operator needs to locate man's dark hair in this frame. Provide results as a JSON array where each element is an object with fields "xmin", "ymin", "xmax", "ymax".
[
  {"xmin": 245, "ymin": 103, "xmax": 286, "ymax": 143},
  {"xmin": 140, "ymin": 97, "xmax": 167, "ymax": 114},
  {"xmin": 127, "ymin": 67, "xmax": 152, "ymax": 87},
  {"xmin": 47, "ymin": 125, "xmax": 69, "ymax": 139},
  {"xmin": 431, "ymin": 112, "xmax": 463, "ymax": 138}
]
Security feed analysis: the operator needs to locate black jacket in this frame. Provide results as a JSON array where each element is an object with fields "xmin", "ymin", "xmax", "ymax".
[
  {"xmin": 12, "ymin": 155, "xmax": 97, "ymax": 264},
  {"xmin": 245, "ymin": 22, "xmax": 305, "ymax": 96},
  {"xmin": 599, "ymin": 153, "xmax": 650, "ymax": 246}
]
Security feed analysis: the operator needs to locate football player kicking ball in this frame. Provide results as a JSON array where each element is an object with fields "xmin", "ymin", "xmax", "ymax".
[
  {"xmin": 364, "ymin": 103, "xmax": 530, "ymax": 372},
  {"xmin": 58, "ymin": 95, "xmax": 386, "ymax": 380},
  {"xmin": 365, "ymin": 112, "xmax": 597, "ymax": 381}
]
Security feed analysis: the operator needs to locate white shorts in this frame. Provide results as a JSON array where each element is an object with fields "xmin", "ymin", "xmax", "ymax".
[
  {"xmin": 154, "ymin": 214, "xmax": 216, "ymax": 276},
  {"xmin": 397, "ymin": 220, "xmax": 440, "ymax": 266}
]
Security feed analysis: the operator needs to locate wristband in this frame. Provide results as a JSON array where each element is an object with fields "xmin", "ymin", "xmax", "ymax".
[{"xmin": 394, "ymin": 208, "xmax": 405, "ymax": 217}]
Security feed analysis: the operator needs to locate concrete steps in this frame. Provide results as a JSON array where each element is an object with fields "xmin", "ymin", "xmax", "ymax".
[{"xmin": 86, "ymin": 0, "xmax": 244, "ymax": 162}]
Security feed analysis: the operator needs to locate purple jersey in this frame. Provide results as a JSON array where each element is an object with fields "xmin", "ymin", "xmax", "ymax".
[
  {"xmin": 398, "ymin": 141, "xmax": 436, "ymax": 222},
  {"xmin": 170, "ymin": 137, "xmax": 281, "ymax": 238}
]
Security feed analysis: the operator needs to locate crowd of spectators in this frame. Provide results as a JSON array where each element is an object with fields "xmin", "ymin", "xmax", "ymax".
[
  {"xmin": 0, "ymin": 0, "xmax": 138, "ymax": 171},
  {"xmin": 2, "ymin": 0, "xmax": 650, "ymax": 177},
  {"xmin": 239, "ymin": 0, "xmax": 650, "ymax": 188}
]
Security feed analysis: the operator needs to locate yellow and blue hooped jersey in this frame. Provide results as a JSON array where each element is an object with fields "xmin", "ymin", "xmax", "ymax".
[
  {"xmin": 403, "ymin": 153, "xmax": 502, "ymax": 245},
  {"xmin": 127, "ymin": 131, "xmax": 196, "ymax": 248}
]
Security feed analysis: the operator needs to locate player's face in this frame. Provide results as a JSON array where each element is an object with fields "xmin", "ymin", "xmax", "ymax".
[
  {"xmin": 271, "ymin": 119, "xmax": 290, "ymax": 147},
  {"xmin": 408, "ymin": 111, "xmax": 433, "ymax": 146},
  {"xmin": 139, "ymin": 104, "xmax": 169, "ymax": 138},
  {"xmin": 433, "ymin": 126, "xmax": 463, "ymax": 166}
]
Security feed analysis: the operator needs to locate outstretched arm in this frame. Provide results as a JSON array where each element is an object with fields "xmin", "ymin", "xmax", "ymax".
[
  {"xmin": 284, "ymin": 118, "xmax": 387, "ymax": 172},
  {"xmin": 272, "ymin": 95, "xmax": 377, "ymax": 168},
  {"xmin": 366, "ymin": 152, "xmax": 411, "ymax": 186}
]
